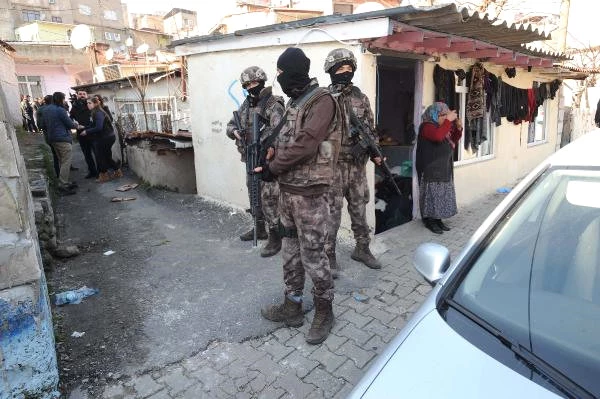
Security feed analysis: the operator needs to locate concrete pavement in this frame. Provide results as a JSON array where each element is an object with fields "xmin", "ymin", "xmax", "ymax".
[{"xmin": 95, "ymin": 191, "xmax": 506, "ymax": 399}]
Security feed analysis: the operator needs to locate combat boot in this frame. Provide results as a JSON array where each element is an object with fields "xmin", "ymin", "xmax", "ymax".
[
  {"xmin": 351, "ymin": 244, "xmax": 382, "ymax": 269},
  {"xmin": 240, "ymin": 219, "xmax": 268, "ymax": 241},
  {"xmin": 261, "ymin": 228, "xmax": 282, "ymax": 257},
  {"xmin": 261, "ymin": 296, "xmax": 304, "ymax": 327},
  {"xmin": 306, "ymin": 297, "xmax": 334, "ymax": 344}
]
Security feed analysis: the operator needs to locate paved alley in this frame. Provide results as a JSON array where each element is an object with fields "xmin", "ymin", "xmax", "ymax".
[{"xmin": 49, "ymin": 143, "xmax": 507, "ymax": 399}]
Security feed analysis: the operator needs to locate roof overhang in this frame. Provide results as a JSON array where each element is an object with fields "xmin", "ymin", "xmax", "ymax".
[
  {"xmin": 169, "ymin": 3, "xmax": 573, "ymax": 78},
  {"xmin": 71, "ymin": 69, "xmax": 181, "ymax": 91},
  {"xmin": 171, "ymin": 16, "xmax": 391, "ymax": 55}
]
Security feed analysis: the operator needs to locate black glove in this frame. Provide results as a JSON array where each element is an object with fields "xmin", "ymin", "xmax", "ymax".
[{"xmin": 261, "ymin": 164, "xmax": 276, "ymax": 182}]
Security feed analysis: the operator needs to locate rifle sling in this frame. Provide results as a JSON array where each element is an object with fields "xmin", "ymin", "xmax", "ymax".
[{"xmin": 263, "ymin": 85, "xmax": 322, "ymax": 147}]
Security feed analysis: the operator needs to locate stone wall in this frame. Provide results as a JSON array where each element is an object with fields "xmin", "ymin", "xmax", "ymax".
[
  {"xmin": 0, "ymin": 46, "xmax": 21, "ymax": 127},
  {"xmin": 0, "ymin": 83, "xmax": 59, "ymax": 396}
]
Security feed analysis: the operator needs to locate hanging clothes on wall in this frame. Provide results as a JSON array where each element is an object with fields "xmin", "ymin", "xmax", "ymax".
[
  {"xmin": 465, "ymin": 63, "xmax": 486, "ymax": 151},
  {"xmin": 488, "ymin": 73, "xmax": 502, "ymax": 127},
  {"xmin": 433, "ymin": 64, "xmax": 457, "ymax": 110}
]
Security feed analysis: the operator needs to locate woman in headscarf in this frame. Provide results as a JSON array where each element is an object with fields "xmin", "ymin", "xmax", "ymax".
[{"xmin": 415, "ymin": 102, "xmax": 462, "ymax": 234}]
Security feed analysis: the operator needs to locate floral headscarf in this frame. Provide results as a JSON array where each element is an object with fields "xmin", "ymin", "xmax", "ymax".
[{"xmin": 421, "ymin": 102, "xmax": 450, "ymax": 126}]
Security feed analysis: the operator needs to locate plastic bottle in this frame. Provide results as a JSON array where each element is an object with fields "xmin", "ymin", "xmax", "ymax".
[{"xmin": 55, "ymin": 286, "xmax": 99, "ymax": 306}]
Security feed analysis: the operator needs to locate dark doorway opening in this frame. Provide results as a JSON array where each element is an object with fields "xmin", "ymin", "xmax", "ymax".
[{"xmin": 374, "ymin": 56, "xmax": 416, "ymax": 234}]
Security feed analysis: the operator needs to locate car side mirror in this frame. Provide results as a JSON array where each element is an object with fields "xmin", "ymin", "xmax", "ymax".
[{"xmin": 413, "ymin": 243, "xmax": 451, "ymax": 286}]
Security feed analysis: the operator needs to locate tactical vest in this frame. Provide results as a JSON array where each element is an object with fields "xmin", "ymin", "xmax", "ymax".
[
  {"xmin": 276, "ymin": 82, "xmax": 341, "ymax": 189},
  {"xmin": 236, "ymin": 88, "xmax": 284, "ymax": 160},
  {"xmin": 331, "ymin": 85, "xmax": 370, "ymax": 161}
]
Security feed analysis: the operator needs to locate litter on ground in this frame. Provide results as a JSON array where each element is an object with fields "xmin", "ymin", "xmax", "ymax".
[
  {"xmin": 116, "ymin": 183, "xmax": 139, "ymax": 192},
  {"xmin": 55, "ymin": 286, "xmax": 99, "ymax": 306},
  {"xmin": 111, "ymin": 197, "xmax": 136, "ymax": 202}
]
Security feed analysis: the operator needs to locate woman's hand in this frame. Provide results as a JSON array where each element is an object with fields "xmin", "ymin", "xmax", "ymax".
[
  {"xmin": 80, "ymin": 130, "xmax": 87, "ymax": 136},
  {"xmin": 454, "ymin": 118, "xmax": 463, "ymax": 130},
  {"xmin": 447, "ymin": 110, "xmax": 458, "ymax": 122}
]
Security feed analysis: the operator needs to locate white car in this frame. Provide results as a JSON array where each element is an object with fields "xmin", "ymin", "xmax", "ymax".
[{"xmin": 348, "ymin": 130, "xmax": 600, "ymax": 399}]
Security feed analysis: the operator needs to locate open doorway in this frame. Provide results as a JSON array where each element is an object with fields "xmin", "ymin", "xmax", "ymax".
[{"xmin": 374, "ymin": 56, "xmax": 417, "ymax": 233}]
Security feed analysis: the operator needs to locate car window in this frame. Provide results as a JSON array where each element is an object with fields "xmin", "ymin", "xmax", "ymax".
[{"xmin": 451, "ymin": 169, "xmax": 600, "ymax": 396}]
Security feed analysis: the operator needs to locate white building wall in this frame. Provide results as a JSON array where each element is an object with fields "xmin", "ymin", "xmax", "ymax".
[{"xmin": 187, "ymin": 42, "xmax": 377, "ymax": 231}]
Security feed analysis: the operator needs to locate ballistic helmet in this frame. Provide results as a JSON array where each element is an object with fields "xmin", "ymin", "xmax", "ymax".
[
  {"xmin": 240, "ymin": 66, "xmax": 267, "ymax": 85},
  {"xmin": 323, "ymin": 48, "xmax": 357, "ymax": 73}
]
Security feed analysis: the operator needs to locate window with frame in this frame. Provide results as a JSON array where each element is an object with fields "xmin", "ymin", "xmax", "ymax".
[
  {"xmin": 453, "ymin": 78, "xmax": 495, "ymax": 163},
  {"xmin": 103, "ymin": 10, "xmax": 118, "ymax": 21},
  {"xmin": 22, "ymin": 10, "xmax": 41, "ymax": 22},
  {"xmin": 18, "ymin": 76, "xmax": 43, "ymax": 99},
  {"xmin": 113, "ymin": 33, "xmax": 121, "ymax": 42},
  {"xmin": 79, "ymin": 5, "xmax": 92, "ymax": 15},
  {"xmin": 114, "ymin": 97, "xmax": 176, "ymax": 133},
  {"xmin": 104, "ymin": 32, "xmax": 113, "ymax": 41},
  {"xmin": 333, "ymin": 3, "xmax": 353, "ymax": 15},
  {"xmin": 528, "ymin": 100, "xmax": 548, "ymax": 145},
  {"xmin": 49, "ymin": 0, "xmax": 56, "ymax": 4},
  {"xmin": 51, "ymin": 16, "xmax": 62, "ymax": 22}
]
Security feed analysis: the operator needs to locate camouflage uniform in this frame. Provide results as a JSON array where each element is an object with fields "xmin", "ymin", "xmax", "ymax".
[
  {"xmin": 226, "ymin": 67, "xmax": 285, "ymax": 233},
  {"xmin": 271, "ymin": 79, "xmax": 342, "ymax": 301},
  {"xmin": 323, "ymin": 49, "xmax": 381, "ymax": 270}
]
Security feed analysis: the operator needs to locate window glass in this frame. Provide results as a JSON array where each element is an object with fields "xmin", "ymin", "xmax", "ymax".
[
  {"xmin": 115, "ymin": 98, "xmax": 175, "ymax": 133},
  {"xmin": 528, "ymin": 102, "xmax": 547, "ymax": 144},
  {"xmin": 452, "ymin": 168, "xmax": 600, "ymax": 396},
  {"xmin": 79, "ymin": 5, "xmax": 92, "ymax": 16},
  {"xmin": 104, "ymin": 10, "xmax": 118, "ymax": 20},
  {"xmin": 22, "ymin": 10, "xmax": 41, "ymax": 22}
]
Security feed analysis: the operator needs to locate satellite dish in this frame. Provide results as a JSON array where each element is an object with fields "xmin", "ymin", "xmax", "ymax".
[
  {"xmin": 353, "ymin": 2, "xmax": 385, "ymax": 14},
  {"xmin": 105, "ymin": 48, "xmax": 114, "ymax": 61},
  {"xmin": 136, "ymin": 43, "xmax": 149, "ymax": 54},
  {"xmin": 70, "ymin": 24, "xmax": 92, "ymax": 50}
]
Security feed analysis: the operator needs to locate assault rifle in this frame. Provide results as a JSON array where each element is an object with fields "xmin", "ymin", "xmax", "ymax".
[
  {"xmin": 349, "ymin": 112, "xmax": 402, "ymax": 197},
  {"xmin": 232, "ymin": 111, "xmax": 246, "ymax": 147},
  {"xmin": 246, "ymin": 112, "xmax": 266, "ymax": 247}
]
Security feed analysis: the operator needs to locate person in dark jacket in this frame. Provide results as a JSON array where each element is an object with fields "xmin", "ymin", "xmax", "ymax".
[
  {"xmin": 37, "ymin": 94, "xmax": 60, "ymax": 177},
  {"xmin": 416, "ymin": 102, "xmax": 462, "ymax": 234},
  {"xmin": 43, "ymin": 92, "xmax": 81, "ymax": 195},
  {"xmin": 70, "ymin": 90, "xmax": 97, "ymax": 178},
  {"xmin": 21, "ymin": 95, "xmax": 38, "ymax": 133},
  {"xmin": 93, "ymin": 94, "xmax": 113, "ymax": 122},
  {"xmin": 256, "ymin": 47, "xmax": 341, "ymax": 345},
  {"xmin": 80, "ymin": 96, "xmax": 122, "ymax": 183}
]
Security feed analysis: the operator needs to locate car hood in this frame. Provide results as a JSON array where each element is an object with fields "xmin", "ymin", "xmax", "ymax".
[{"xmin": 359, "ymin": 310, "xmax": 561, "ymax": 399}]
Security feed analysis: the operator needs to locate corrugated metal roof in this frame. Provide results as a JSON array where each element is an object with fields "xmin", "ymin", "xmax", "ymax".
[
  {"xmin": 388, "ymin": 4, "xmax": 549, "ymax": 51},
  {"xmin": 170, "ymin": 4, "xmax": 553, "ymax": 52}
]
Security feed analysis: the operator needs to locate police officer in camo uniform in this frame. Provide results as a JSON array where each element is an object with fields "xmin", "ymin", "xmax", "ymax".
[
  {"xmin": 324, "ymin": 48, "xmax": 382, "ymax": 274},
  {"xmin": 226, "ymin": 66, "xmax": 285, "ymax": 257},
  {"xmin": 256, "ymin": 47, "xmax": 341, "ymax": 344}
]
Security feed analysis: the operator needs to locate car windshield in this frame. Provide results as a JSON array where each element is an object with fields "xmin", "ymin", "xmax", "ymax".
[{"xmin": 452, "ymin": 168, "xmax": 600, "ymax": 396}]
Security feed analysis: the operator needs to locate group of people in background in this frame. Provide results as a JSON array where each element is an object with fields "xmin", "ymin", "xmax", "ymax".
[
  {"xmin": 32, "ymin": 90, "xmax": 123, "ymax": 196},
  {"xmin": 227, "ymin": 46, "xmax": 461, "ymax": 345}
]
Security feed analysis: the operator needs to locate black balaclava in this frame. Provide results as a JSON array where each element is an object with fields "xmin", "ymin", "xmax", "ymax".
[
  {"xmin": 276, "ymin": 47, "xmax": 311, "ymax": 99},
  {"xmin": 247, "ymin": 81, "xmax": 265, "ymax": 98},
  {"xmin": 329, "ymin": 61, "xmax": 354, "ymax": 86}
]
